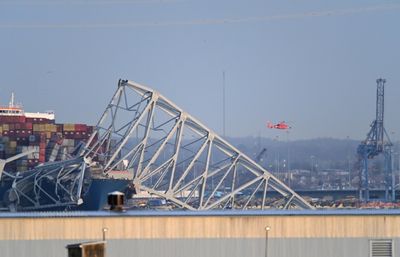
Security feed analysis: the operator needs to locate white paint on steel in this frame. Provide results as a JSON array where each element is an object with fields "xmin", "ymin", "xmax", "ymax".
[{"xmin": 83, "ymin": 79, "xmax": 314, "ymax": 210}]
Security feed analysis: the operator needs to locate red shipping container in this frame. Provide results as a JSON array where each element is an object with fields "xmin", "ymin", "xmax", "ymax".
[
  {"xmin": 39, "ymin": 143, "xmax": 46, "ymax": 151},
  {"xmin": 75, "ymin": 124, "xmax": 87, "ymax": 132},
  {"xmin": 40, "ymin": 133, "xmax": 46, "ymax": 143},
  {"xmin": 13, "ymin": 123, "xmax": 32, "ymax": 130},
  {"xmin": 25, "ymin": 122, "xmax": 33, "ymax": 130},
  {"xmin": 0, "ymin": 116, "xmax": 25, "ymax": 123}
]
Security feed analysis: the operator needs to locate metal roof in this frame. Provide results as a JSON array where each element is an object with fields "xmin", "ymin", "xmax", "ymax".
[{"xmin": 0, "ymin": 209, "xmax": 399, "ymax": 219}]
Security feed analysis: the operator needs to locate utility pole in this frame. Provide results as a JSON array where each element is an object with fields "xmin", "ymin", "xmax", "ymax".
[
  {"xmin": 347, "ymin": 136, "xmax": 351, "ymax": 189},
  {"xmin": 286, "ymin": 130, "xmax": 291, "ymax": 185},
  {"xmin": 222, "ymin": 71, "xmax": 226, "ymax": 138}
]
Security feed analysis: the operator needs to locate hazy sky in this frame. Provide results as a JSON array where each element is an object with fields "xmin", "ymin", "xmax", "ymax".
[{"xmin": 0, "ymin": 0, "xmax": 399, "ymax": 140}]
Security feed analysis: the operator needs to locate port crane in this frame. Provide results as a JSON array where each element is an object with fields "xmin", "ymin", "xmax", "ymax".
[{"xmin": 357, "ymin": 78, "xmax": 394, "ymax": 202}]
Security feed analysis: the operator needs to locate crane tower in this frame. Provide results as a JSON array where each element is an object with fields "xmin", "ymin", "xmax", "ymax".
[{"xmin": 357, "ymin": 78, "xmax": 394, "ymax": 202}]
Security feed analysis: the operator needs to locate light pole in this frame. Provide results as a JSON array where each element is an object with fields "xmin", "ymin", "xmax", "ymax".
[
  {"xmin": 310, "ymin": 155, "xmax": 315, "ymax": 173},
  {"xmin": 346, "ymin": 136, "xmax": 351, "ymax": 188},
  {"xmin": 282, "ymin": 159, "xmax": 287, "ymax": 183},
  {"xmin": 286, "ymin": 130, "xmax": 290, "ymax": 177},
  {"xmin": 274, "ymin": 136, "xmax": 279, "ymax": 177},
  {"xmin": 102, "ymin": 227, "xmax": 108, "ymax": 241},
  {"xmin": 265, "ymin": 226, "xmax": 271, "ymax": 257},
  {"xmin": 310, "ymin": 155, "xmax": 316, "ymax": 187}
]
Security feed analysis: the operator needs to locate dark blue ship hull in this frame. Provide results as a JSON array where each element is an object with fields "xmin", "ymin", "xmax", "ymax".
[
  {"xmin": 79, "ymin": 178, "xmax": 131, "ymax": 210},
  {"xmin": 0, "ymin": 177, "xmax": 131, "ymax": 211}
]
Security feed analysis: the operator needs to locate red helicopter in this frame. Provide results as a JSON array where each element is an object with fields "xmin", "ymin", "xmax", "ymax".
[{"xmin": 267, "ymin": 121, "xmax": 291, "ymax": 130}]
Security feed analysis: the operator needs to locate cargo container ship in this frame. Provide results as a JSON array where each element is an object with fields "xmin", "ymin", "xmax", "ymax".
[
  {"xmin": 0, "ymin": 93, "xmax": 94, "ymax": 169},
  {"xmin": 0, "ymin": 93, "xmax": 131, "ymax": 211}
]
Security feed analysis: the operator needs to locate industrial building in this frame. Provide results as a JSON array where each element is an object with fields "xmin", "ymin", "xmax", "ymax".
[{"xmin": 0, "ymin": 210, "xmax": 398, "ymax": 257}]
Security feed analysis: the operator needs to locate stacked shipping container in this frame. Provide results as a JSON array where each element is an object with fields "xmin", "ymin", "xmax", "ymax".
[{"xmin": 0, "ymin": 120, "xmax": 93, "ymax": 172}]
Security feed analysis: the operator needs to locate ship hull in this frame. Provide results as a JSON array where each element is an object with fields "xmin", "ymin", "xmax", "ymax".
[
  {"xmin": 79, "ymin": 178, "xmax": 131, "ymax": 210},
  {"xmin": 0, "ymin": 176, "xmax": 131, "ymax": 211}
]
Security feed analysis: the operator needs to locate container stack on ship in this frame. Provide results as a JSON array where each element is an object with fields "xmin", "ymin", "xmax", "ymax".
[
  {"xmin": 0, "ymin": 93, "xmax": 93, "ymax": 172},
  {"xmin": 0, "ymin": 93, "xmax": 132, "ymax": 211}
]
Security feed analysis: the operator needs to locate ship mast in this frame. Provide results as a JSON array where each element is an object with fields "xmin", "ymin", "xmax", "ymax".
[{"xmin": 9, "ymin": 92, "xmax": 15, "ymax": 108}]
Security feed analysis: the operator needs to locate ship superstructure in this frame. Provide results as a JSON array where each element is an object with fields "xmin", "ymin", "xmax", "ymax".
[
  {"xmin": 0, "ymin": 93, "xmax": 92, "ymax": 171},
  {"xmin": 0, "ymin": 92, "xmax": 54, "ymax": 120}
]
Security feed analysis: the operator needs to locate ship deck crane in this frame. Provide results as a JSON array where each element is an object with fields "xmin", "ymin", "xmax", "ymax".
[{"xmin": 357, "ymin": 78, "xmax": 394, "ymax": 202}]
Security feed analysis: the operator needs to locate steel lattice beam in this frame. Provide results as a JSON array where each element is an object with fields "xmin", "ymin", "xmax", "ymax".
[
  {"xmin": 3, "ymin": 157, "xmax": 89, "ymax": 211},
  {"xmin": 84, "ymin": 79, "xmax": 314, "ymax": 210}
]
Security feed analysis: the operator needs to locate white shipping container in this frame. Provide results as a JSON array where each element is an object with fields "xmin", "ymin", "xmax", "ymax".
[{"xmin": 27, "ymin": 146, "xmax": 40, "ymax": 159}]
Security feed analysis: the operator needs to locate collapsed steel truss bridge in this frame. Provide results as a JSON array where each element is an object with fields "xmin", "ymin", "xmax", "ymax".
[
  {"xmin": 0, "ymin": 79, "xmax": 313, "ymax": 211},
  {"xmin": 82, "ymin": 80, "xmax": 313, "ymax": 210}
]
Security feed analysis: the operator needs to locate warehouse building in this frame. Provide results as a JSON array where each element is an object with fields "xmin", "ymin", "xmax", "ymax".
[{"xmin": 0, "ymin": 210, "xmax": 399, "ymax": 257}]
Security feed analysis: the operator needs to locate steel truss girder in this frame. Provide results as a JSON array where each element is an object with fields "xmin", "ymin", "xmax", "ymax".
[
  {"xmin": 84, "ymin": 79, "xmax": 314, "ymax": 210},
  {"xmin": 4, "ymin": 157, "xmax": 89, "ymax": 211}
]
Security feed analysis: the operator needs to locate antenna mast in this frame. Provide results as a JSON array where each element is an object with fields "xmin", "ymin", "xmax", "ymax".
[
  {"xmin": 9, "ymin": 92, "xmax": 15, "ymax": 108},
  {"xmin": 222, "ymin": 71, "xmax": 226, "ymax": 137}
]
